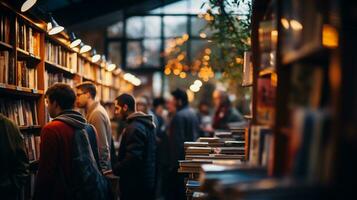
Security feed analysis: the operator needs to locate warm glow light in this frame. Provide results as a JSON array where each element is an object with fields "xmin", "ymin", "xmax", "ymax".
[
  {"xmin": 177, "ymin": 54, "xmax": 185, "ymax": 61},
  {"xmin": 173, "ymin": 69, "xmax": 180, "ymax": 75},
  {"xmin": 200, "ymin": 32, "xmax": 207, "ymax": 38},
  {"xmin": 80, "ymin": 43, "xmax": 92, "ymax": 53},
  {"xmin": 235, "ymin": 57, "xmax": 243, "ymax": 64},
  {"xmin": 179, "ymin": 72, "xmax": 187, "ymax": 79},
  {"xmin": 194, "ymin": 80, "xmax": 202, "ymax": 87},
  {"xmin": 290, "ymin": 20, "xmax": 303, "ymax": 31},
  {"xmin": 271, "ymin": 30, "xmax": 278, "ymax": 45},
  {"xmin": 323, "ymin": 24, "xmax": 338, "ymax": 48},
  {"xmin": 182, "ymin": 34, "xmax": 189, "ymax": 41},
  {"xmin": 205, "ymin": 48, "xmax": 211, "ymax": 54},
  {"xmin": 21, "ymin": 0, "xmax": 37, "ymax": 12},
  {"xmin": 281, "ymin": 18, "xmax": 290, "ymax": 29},
  {"xmin": 190, "ymin": 84, "xmax": 200, "ymax": 92},
  {"xmin": 203, "ymin": 55, "xmax": 210, "ymax": 61},
  {"xmin": 164, "ymin": 68, "xmax": 171, "ymax": 75}
]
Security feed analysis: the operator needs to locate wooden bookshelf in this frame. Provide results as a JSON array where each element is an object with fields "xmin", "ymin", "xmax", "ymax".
[
  {"xmin": 0, "ymin": 41, "xmax": 13, "ymax": 49},
  {"xmin": 0, "ymin": 2, "xmax": 127, "ymax": 199}
]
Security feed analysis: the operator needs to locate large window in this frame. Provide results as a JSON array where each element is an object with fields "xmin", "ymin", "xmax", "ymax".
[{"xmin": 106, "ymin": 0, "xmax": 249, "ymax": 71}]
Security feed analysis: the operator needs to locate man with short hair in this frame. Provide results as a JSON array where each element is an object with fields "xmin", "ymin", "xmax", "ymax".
[
  {"xmin": 34, "ymin": 83, "xmax": 101, "ymax": 199},
  {"xmin": 113, "ymin": 93, "xmax": 156, "ymax": 200},
  {"xmin": 168, "ymin": 88, "xmax": 200, "ymax": 200},
  {"xmin": 76, "ymin": 81, "xmax": 112, "ymax": 172}
]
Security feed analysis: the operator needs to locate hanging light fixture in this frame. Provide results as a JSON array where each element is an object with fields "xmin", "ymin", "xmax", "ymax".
[
  {"xmin": 91, "ymin": 49, "xmax": 101, "ymax": 63},
  {"xmin": 69, "ymin": 32, "xmax": 81, "ymax": 48},
  {"xmin": 79, "ymin": 42, "xmax": 91, "ymax": 54},
  {"xmin": 107, "ymin": 63, "xmax": 116, "ymax": 72},
  {"xmin": 21, "ymin": 0, "xmax": 37, "ymax": 12},
  {"xmin": 47, "ymin": 13, "xmax": 64, "ymax": 35}
]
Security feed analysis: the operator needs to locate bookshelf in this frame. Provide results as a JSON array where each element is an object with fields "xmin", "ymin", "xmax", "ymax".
[{"xmin": 0, "ymin": 2, "xmax": 131, "ymax": 199}]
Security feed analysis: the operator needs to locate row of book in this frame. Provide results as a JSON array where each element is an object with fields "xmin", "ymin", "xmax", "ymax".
[
  {"xmin": 0, "ymin": 13, "xmax": 11, "ymax": 44},
  {"xmin": 17, "ymin": 61, "xmax": 38, "ymax": 88},
  {"xmin": 0, "ymin": 50, "xmax": 15, "ymax": 84},
  {"xmin": 45, "ymin": 40, "xmax": 77, "ymax": 70},
  {"xmin": 259, "ymin": 20, "xmax": 277, "ymax": 70},
  {"xmin": 44, "ymin": 70, "xmax": 75, "ymax": 90},
  {"xmin": 17, "ymin": 21, "xmax": 40, "ymax": 56},
  {"xmin": 77, "ymin": 57, "xmax": 90, "ymax": 75},
  {"xmin": 0, "ymin": 98, "xmax": 39, "ymax": 126},
  {"xmin": 24, "ymin": 134, "xmax": 41, "ymax": 162}
]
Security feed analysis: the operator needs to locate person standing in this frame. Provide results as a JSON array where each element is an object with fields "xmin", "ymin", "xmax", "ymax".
[
  {"xmin": 113, "ymin": 93, "xmax": 156, "ymax": 200},
  {"xmin": 0, "ymin": 114, "xmax": 29, "ymax": 199},
  {"xmin": 76, "ymin": 82, "xmax": 112, "ymax": 173},
  {"xmin": 212, "ymin": 90, "xmax": 245, "ymax": 130},
  {"xmin": 168, "ymin": 88, "xmax": 200, "ymax": 200},
  {"xmin": 34, "ymin": 83, "xmax": 105, "ymax": 200}
]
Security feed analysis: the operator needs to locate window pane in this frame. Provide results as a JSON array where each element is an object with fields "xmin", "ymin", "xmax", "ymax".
[
  {"xmin": 188, "ymin": 0, "xmax": 209, "ymax": 14},
  {"xmin": 164, "ymin": 16, "xmax": 187, "ymax": 37},
  {"xmin": 126, "ymin": 17, "xmax": 143, "ymax": 38},
  {"xmin": 143, "ymin": 16, "xmax": 161, "ymax": 38},
  {"xmin": 143, "ymin": 39, "xmax": 161, "ymax": 67},
  {"xmin": 107, "ymin": 21, "xmax": 123, "ymax": 37},
  {"xmin": 108, "ymin": 42, "xmax": 122, "ymax": 66},
  {"xmin": 191, "ymin": 17, "xmax": 213, "ymax": 37},
  {"xmin": 126, "ymin": 41, "xmax": 142, "ymax": 68}
]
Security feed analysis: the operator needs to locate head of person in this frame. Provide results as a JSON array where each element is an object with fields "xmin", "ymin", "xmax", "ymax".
[
  {"xmin": 114, "ymin": 93, "xmax": 136, "ymax": 121},
  {"xmin": 199, "ymin": 101, "xmax": 210, "ymax": 115},
  {"xmin": 136, "ymin": 96, "xmax": 149, "ymax": 113},
  {"xmin": 45, "ymin": 83, "xmax": 76, "ymax": 118},
  {"xmin": 171, "ymin": 88, "xmax": 189, "ymax": 110},
  {"xmin": 213, "ymin": 89, "xmax": 230, "ymax": 108},
  {"xmin": 75, "ymin": 81, "xmax": 97, "ymax": 108},
  {"xmin": 153, "ymin": 97, "xmax": 166, "ymax": 116}
]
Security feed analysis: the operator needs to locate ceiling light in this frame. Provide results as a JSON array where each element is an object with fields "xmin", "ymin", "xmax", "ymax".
[
  {"xmin": 79, "ymin": 42, "xmax": 91, "ymax": 54},
  {"xmin": 21, "ymin": 0, "xmax": 37, "ymax": 12},
  {"xmin": 69, "ymin": 32, "xmax": 81, "ymax": 48},
  {"xmin": 91, "ymin": 49, "xmax": 101, "ymax": 63},
  {"xmin": 48, "ymin": 13, "xmax": 64, "ymax": 35},
  {"xmin": 107, "ymin": 63, "xmax": 116, "ymax": 71}
]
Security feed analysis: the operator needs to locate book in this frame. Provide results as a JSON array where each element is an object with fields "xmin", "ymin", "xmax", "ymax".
[
  {"xmin": 45, "ymin": 40, "xmax": 77, "ymax": 71},
  {"xmin": 256, "ymin": 78, "xmax": 276, "ymax": 125},
  {"xmin": 17, "ymin": 21, "xmax": 40, "ymax": 56},
  {"xmin": 242, "ymin": 51, "xmax": 253, "ymax": 86},
  {"xmin": 17, "ymin": 61, "xmax": 37, "ymax": 88}
]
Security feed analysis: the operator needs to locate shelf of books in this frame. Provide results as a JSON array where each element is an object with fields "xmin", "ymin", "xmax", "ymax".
[{"xmin": 0, "ymin": 2, "xmax": 129, "ymax": 199}]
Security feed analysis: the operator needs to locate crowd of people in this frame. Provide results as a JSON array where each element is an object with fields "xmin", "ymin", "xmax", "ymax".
[{"xmin": 0, "ymin": 82, "xmax": 245, "ymax": 200}]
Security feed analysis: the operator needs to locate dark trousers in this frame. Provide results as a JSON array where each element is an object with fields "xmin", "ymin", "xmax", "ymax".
[{"xmin": 167, "ymin": 169, "xmax": 185, "ymax": 200}]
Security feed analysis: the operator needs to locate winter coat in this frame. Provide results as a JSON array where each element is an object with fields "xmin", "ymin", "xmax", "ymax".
[
  {"xmin": 113, "ymin": 112, "xmax": 157, "ymax": 200},
  {"xmin": 0, "ymin": 114, "xmax": 29, "ymax": 199}
]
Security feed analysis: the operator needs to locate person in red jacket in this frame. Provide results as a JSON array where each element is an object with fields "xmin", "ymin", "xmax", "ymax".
[{"xmin": 34, "ymin": 83, "xmax": 100, "ymax": 200}]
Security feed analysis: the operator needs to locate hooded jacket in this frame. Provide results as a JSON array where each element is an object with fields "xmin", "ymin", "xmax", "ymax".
[
  {"xmin": 34, "ymin": 110, "xmax": 100, "ymax": 200},
  {"xmin": 114, "ymin": 112, "xmax": 156, "ymax": 200},
  {"xmin": 0, "ymin": 114, "xmax": 29, "ymax": 199}
]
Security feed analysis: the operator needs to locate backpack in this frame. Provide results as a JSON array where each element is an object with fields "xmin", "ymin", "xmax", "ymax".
[{"xmin": 68, "ymin": 124, "xmax": 111, "ymax": 200}]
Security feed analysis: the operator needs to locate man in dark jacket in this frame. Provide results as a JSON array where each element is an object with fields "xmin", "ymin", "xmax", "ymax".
[
  {"xmin": 0, "ymin": 114, "xmax": 29, "ymax": 199},
  {"xmin": 34, "ymin": 83, "xmax": 101, "ymax": 200},
  {"xmin": 113, "ymin": 93, "xmax": 156, "ymax": 200},
  {"xmin": 168, "ymin": 88, "xmax": 200, "ymax": 200}
]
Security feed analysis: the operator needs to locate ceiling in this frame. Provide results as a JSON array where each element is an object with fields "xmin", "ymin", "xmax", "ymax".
[{"xmin": 27, "ymin": 0, "xmax": 179, "ymax": 30}]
